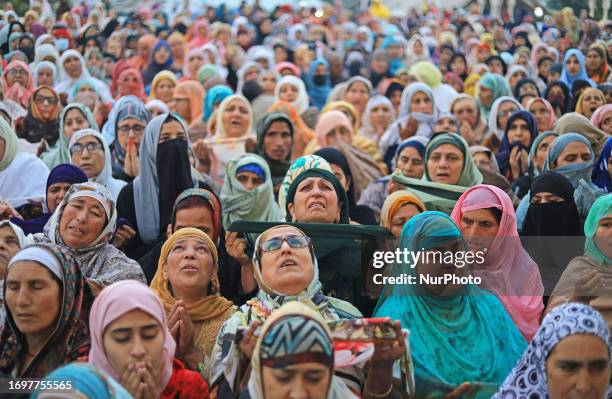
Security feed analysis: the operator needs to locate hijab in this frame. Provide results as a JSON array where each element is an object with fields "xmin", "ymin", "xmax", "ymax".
[
  {"xmin": 553, "ymin": 112, "xmax": 608, "ymax": 158},
  {"xmin": 591, "ymin": 104, "xmax": 612, "ymax": 131},
  {"xmin": 379, "ymin": 190, "xmax": 426, "ymax": 230},
  {"xmin": 68, "ymin": 129, "xmax": 127, "ymax": 200},
  {"xmin": 89, "ymin": 281, "xmax": 175, "ymax": 391},
  {"xmin": 150, "ymin": 228, "xmax": 234, "ymax": 321},
  {"xmin": 496, "ymin": 110, "xmax": 538, "ymax": 176},
  {"xmin": 592, "ymin": 138, "xmax": 612, "ymax": 193},
  {"xmin": 203, "ymin": 85, "xmax": 233, "ymax": 123},
  {"xmin": 528, "ymin": 131, "xmax": 558, "ymax": 177},
  {"xmin": 425, "ymin": 133, "xmax": 483, "ymax": 187},
  {"xmin": 32, "ymin": 61, "xmax": 58, "ymax": 87},
  {"xmin": 560, "ymin": 48, "xmax": 595, "ymax": 88},
  {"xmin": 494, "ymin": 303, "xmax": 611, "ymax": 398},
  {"xmin": 522, "ymin": 171, "xmax": 581, "ymax": 236},
  {"xmin": 487, "ymin": 96, "xmax": 522, "ymax": 140},
  {"xmin": 173, "ymin": 80, "xmax": 204, "ymax": 124},
  {"xmin": 42, "ymin": 103, "xmax": 99, "ymax": 169},
  {"xmin": 133, "ymin": 113, "xmax": 196, "ymax": 244},
  {"xmin": 478, "ymin": 73, "xmax": 511, "ymax": 120},
  {"xmin": 361, "ymin": 95, "xmax": 395, "ymax": 140},
  {"xmin": 374, "ymin": 211, "xmax": 526, "ymax": 395},
  {"xmin": 451, "ymin": 185, "xmax": 544, "ymax": 340},
  {"xmin": 584, "ymin": 194, "xmax": 612, "ymax": 265},
  {"xmin": 305, "ymin": 59, "xmax": 332, "ymax": 110},
  {"xmin": 315, "ymin": 110, "xmax": 354, "ymax": 147},
  {"xmin": 575, "ymin": 87, "xmax": 606, "ymax": 116},
  {"xmin": 214, "ymin": 94, "xmax": 254, "ymax": 139},
  {"xmin": 114, "ymin": 66, "xmax": 145, "ymax": 100},
  {"xmin": 275, "ymin": 75, "xmax": 309, "ymax": 114},
  {"xmin": 0, "ymin": 243, "xmax": 94, "ymax": 378},
  {"xmin": 56, "ymin": 50, "xmax": 111, "ymax": 103},
  {"xmin": 255, "ymin": 112, "xmax": 293, "ymax": 187},
  {"xmin": 220, "ymin": 153, "xmax": 281, "ymax": 231},
  {"xmin": 143, "ymin": 40, "xmax": 174, "ymax": 87},
  {"xmin": 149, "ymin": 70, "xmax": 177, "ymax": 101},
  {"xmin": 1, "ymin": 60, "xmax": 33, "ymax": 108},
  {"xmin": 544, "ymin": 80, "xmax": 571, "ymax": 115},
  {"xmin": 526, "ymin": 97, "xmax": 556, "ymax": 131}
]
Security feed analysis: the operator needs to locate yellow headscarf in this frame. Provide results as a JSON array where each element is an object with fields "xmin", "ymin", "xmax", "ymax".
[
  {"xmin": 150, "ymin": 227, "xmax": 234, "ymax": 322},
  {"xmin": 463, "ymin": 73, "xmax": 482, "ymax": 98},
  {"xmin": 149, "ymin": 70, "xmax": 178, "ymax": 101},
  {"xmin": 379, "ymin": 190, "xmax": 426, "ymax": 230}
]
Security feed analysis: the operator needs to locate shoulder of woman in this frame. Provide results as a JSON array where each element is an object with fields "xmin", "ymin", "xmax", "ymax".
[{"xmin": 326, "ymin": 297, "xmax": 363, "ymax": 319}]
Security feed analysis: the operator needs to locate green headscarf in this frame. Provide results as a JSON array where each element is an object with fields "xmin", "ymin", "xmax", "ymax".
[
  {"xmin": 0, "ymin": 116, "xmax": 18, "ymax": 171},
  {"xmin": 197, "ymin": 64, "xmax": 220, "ymax": 86},
  {"xmin": 41, "ymin": 103, "xmax": 99, "ymax": 169},
  {"xmin": 584, "ymin": 194, "xmax": 612, "ymax": 264},
  {"xmin": 478, "ymin": 73, "xmax": 511, "ymax": 120},
  {"xmin": 424, "ymin": 133, "xmax": 483, "ymax": 187},
  {"xmin": 220, "ymin": 153, "xmax": 281, "ymax": 231},
  {"xmin": 410, "ymin": 61, "xmax": 442, "ymax": 88},
  {"xmin": 285, "ymin": 168, "xmax": 350, "ymax": 224}
]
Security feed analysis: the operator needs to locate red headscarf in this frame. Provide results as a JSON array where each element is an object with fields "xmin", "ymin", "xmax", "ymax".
[{"xmin": 115, "ymin": 67, "xmax": 146, "ymax": 101}]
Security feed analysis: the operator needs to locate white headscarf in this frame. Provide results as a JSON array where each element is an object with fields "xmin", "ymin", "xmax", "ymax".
[{"xmin": 275, "ymin": 75, "xmax": 310, "ymax": 114}]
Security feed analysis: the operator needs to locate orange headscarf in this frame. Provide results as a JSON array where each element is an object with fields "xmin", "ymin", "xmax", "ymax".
[{"xmin": 174, "ymin": 81, "xmax": 205, "ymax": 124}]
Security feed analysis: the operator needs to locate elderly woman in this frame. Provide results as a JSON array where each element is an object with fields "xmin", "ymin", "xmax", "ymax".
[
  {"xmin": 547, "ymin": 195, "xmax": 612, "ymax": 328},
  {"xmin": 41, "ymin": 103, "xmax": 98, "ymax": 169},
  {"xmin": 375, "ymin": 212, "xmax": 526, "ymax": 397},
  {"xmin": 220, "ymin": 154, "xmax": 281, "ymax": 232},
  {"xmin": 211, "ymin": 224, "xmax": 407, "ymax": 397},
  {"xmin": 55, "ymin": 50, "xmax": 112, "ymax": 103},
  {"xmin": 449, "ymin": 94, "xmax": 490, "ymax": 146},
  {"xmin": 0, "ymin": 243, "xmax": 94, "ymax": 377},
  {"xmin": 342, "ymin": 76, "xmax": 373, "ymax": 116},
  {"xmin": 379, "ymin": 190, "xmax": 426, "ymax": 238},
  {"xmin": 151, "ymin": 228, "xmax": 236, "ymax": 379},
  {"xmin": 89, "ymin": 281, "xmax": 209, "ymax": 398},
  {"xmin": 494, "ymin": 303, "xmax": 611, "ymax": 398},
  {"xmin": 0, "ymin": 220, "xmax": 26, "ymax": 333},
  {"xmin": 33, "ymin": 182, "xmax": 145, "ymax": 286},
  {"xmin": 451, "ymin": 185, "xmax": 544, "ymax": 340},
  {"xmin": 69, "ymin": 129, "xmax": 126, "ymax": 200},
  {"xmin": 10, "ymin": 164, "xmax": 87, "ymax": 235}
]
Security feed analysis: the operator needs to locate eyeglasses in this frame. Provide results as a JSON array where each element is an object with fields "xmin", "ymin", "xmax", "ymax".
[
  {"xmin": 118, "ymin": 125, "xmax": 145, "ymax": 135},
  {"xmin": 8, "ymin": 68, "xmax": 27, "ymax": 77},
  {"xmin": 260, "ymin": 235, "xmax": 310, "ymax": 252},
  {"xmin": 70, "ymin": 142, "xmax": 103, "ymax": 156},
  {"xmin": 34, "ymin": 94, "xmax": 58, "ymax": 105}
]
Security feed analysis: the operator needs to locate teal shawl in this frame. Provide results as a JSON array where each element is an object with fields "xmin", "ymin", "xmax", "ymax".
[
  {"xmin": 584, "ymin": 194, "xmax": 612, "ymax": 264},
  {"xmin": 374, "ymin": 211, "xmax": 526, "ymax": 398}
]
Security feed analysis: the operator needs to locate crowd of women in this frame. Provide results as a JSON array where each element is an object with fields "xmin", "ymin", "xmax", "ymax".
[{"xmin": 0, "ymin": 0, "xmax": 610, "ymax": 398}]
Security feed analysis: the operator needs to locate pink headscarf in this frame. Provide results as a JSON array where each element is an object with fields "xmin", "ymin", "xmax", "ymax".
[
  {"xmin": 315, "ymin": 110, "xmax": 354, "ymax": 147},
  {"xmin": 450, "ymin": 184, "xmax": 544, "ymax": 340},
  {"xmin": 1, "ymin": 60, "xmax": 33, "ymax": 109},
  {"xmin": 88, "ymin": 281, "xmax": 176, "ymax": 391},
  {"xmin": 526, "ymin": 97, "xmax": 557, "ymax": 132},
  {"xmin": 591, "ymin": 104, "xmax": 612, "ymax": 130},
  {"xmin": 182, "ymin": 48, "xmax": 206, "ymax": 79},
  {"xmin": 116, "ymin": 67, "xmax": 146, "ymax": 101},
  {"xmin": 275, "ymin": 62, "xmax": 301, "ymax": 77}
]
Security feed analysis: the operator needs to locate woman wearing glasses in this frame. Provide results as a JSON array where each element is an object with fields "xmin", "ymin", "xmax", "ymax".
[
  {"xmin": 0, "ymin": 60, "xmax": 33, "ymax": 109},
  {"xmin": 211, "ymin": 224, "xmax": 407, "ymax": 398},
  {"xmin": 68, "ymin": 128, "xmax": 126, "ymax": 201},
  {"xmin": 16, "ymin": 85, "xmax": 61, "ymax": 145}
]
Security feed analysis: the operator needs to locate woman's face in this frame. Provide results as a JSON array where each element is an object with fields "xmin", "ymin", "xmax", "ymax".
[
  {"xmin": 580, "ymin": 92, "xmax": 605, "ymax": 119},
  {"xmin": 509, "ymin": 71, "xmax": 527, "ymax": 88},
  {"xmin": 496, "ymin": 101, "xmax": 519, "ymax": 132},
  {"xmin": 6, "ymin": 65, "xmax": 28, "ymax": 87},
  {"xmin": 473, "ymin": 152, "xmax": 492, "ymax": 171},
  {"xmin": 586, "ymin": 49, "xmax": 603, "ymax": 71},
  {"xmin": 103, "ymin": 309, "xmax": 164, "ymax": 381},
  {"xmin": 261, "ymin": 73, "xmax": 276, "ymax": 95},
  {"xmin": 37, "ymin": 68, "xmax": 54, "ymax": 87},
  {"xmin": 488, "ymin": 59, "xmax": 504, "ymax": 75},
  {"xmin": 245, "ymin": 66, "xmax": 260, "ymax": 82},
  {"xmin": 478, "ymin": 86, "xmax": 493, "ymax": 107},
  {"xmin": 530, "ymin": 101, "xmax": 551, "ymax": 131},
  {"xmin": 154, "ymin": 46, "xmax": 170, "ymax": 65},
  {"xmin": 413, "ymin": 39, "xmax": 423, "ymax": 55},
  {"xmin": 396, "ymin": 146, "xmax": 424, "ymax": 178},
  {"xmin": 117, "ymin": 117, "xmax": 145, "ymax": 151},
  {"xmin": 236, "ymin": 171, "xmax": 264, "ymax": 190},
  {"xmin": 452, "ymin": 99, "xmax": 478, "ymax": 126},
  {"xmin": 170, "ymin": 89, "xmax": 191, "ymax": 122},
  {"xmin": 389, "ymin": 203, "xmax": 421, "ymax": 238},
  {"xmin": 0, "ymin": 225, "xmax": 20, "ymax": 276},
  {"xmin": 47, "ymin": 182, "xmax": 71, "ymax": 214},
  {"xmin": 63, "ymin": 56, "xmax": 83, "ymax": 78},
  {"xmin": 410, "ymin": 91, "xmax": 433, "ymax": 114},
  {"xmin": 324, "ymin": 125, "xmax": 352, "ymax": 146},
  {"xmin": 279, "ymin": 83, "xmax": 299, "ymax": 102},
  {"xmin": 86, "ymin": 52, "xmax": 102, "ymax": 69},
  {"xmin": 416, "ymin": 239, "xmax": 467, "ymax": 296},
  {"xmin": 427, "ymin": 144, "xmax": 464, "ymax": 185},
  {"xmin": 33, "ymin": 88, "xmax": 57, "ymax": 119},
  {"xmin": 531, "ymin": 191, "xmax": 565, "ymax": 204},
  {"xmin": 594, "ymin": 215, "xmax": 612, "ymax": 259},
  {"xmin": 169, "ymin": 38, "xmax": 185, "ymax": 58},
  {"xmin": 450, "ymin": 57, "xmax": 466, "ymax": 75},
  {"xmin": 221, "ymin": 99, "xmax": 250, "ymax": 138},
  {"xmin": 539, "ymin": 59, "xmax": 552, "ymax": 77},
  {"xmin": 553, "ymin": 142, "xmax": 592, "ymax": 168},
  {"xmin": 59, "ymin": 196, "xmax": 107, "ymax": 249},
  {"xmin": 534, "ymin": 135, "xmax": 556, "ymax": 172},
  {"xmin": 262, "ymin": 362, "xmax": 331, "ymax": 399},
  {"xmin": 63, "ymin": 108, "xmax": 89, "ymax": 140},
  {"xmin": 519, "ymin": 83, "xmax": 538, "ymax": 97},
  {"xmin": 71, "ymin": 136, "xmax": 104, "ymax": 178},
  {"xmin": 546, "ymin": 334, "xmax": 610, "ymax": 399},
  {"xmin": 263, "ymin": 120, "xmax": 292, "ymax": 161},
  {"xmin": 389, "ymin": 90, "xmax": 402, "ymax": 113},
  {"xmin": 459, "ymin": 208, "xmax": 500, "ymax": 252},
  {"xmin": 106, "ymin": 41, "xmax": 122, "ymax": 59},
  {"xmin": 155, "ymin": 78, "xmax": 175, "ymax": 104},
  {"xmin": 507, "ymin": 118, "xmax": 533, "ymax": 148},
  {"xmin": 344, "ymin": 81, "xmax": 369, "ymax": 115},
  {"xmin": 288, "ymin": 177, "xmax": 341, "ymax": 224},
  {"xmin": 5, "ymin": 261, "xmax": 61, "ymax": 338},
  {"xmin": 165, "ymin": 237, "xmax": 216, "ymax": 295},
  {"xmin": 77, "ymin": 84, "xmax": 96, "ymax": 98},
  {"xmin": 566, "ymin": 55, "xmax": 581, "ymax": 75},
  {"xmin": 370, "ymin": 104, "xmax": 392, "ymax": 132},
  {"xmin": 120, "ymin": 72, "xmax": 139, "ymax": 90},
  {"xmin": 187, "ymin": 54, "xmax": 204, "ymax": 76},
  {"xmin": 600, "ymin": 111, "xmax": 612, "ymax": 135},
  {"xmin": 159, "ymin": 120, "xmax": 187, "ymax": 143},
  {"xmin": 259, "ymin": 226, "xmax": 315, "ymax": 295}
]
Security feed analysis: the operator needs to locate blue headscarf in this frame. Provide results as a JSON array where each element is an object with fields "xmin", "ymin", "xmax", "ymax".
[
  {"xmin": 559, "ymin": 49, "xmax": 595, "ymax": 89},
  {"xmin": 374, "ymin": 211, "xmax": 526, "ymax": 397},
  {"xmin": 381, "ymin": 36, "xmax": 405, "ymax": 75},
  {"xmin": 592, "ymin": 137, "xmax": 612, "ymax": 193},
  {"xmin": 31, "ymin": 363, "xmax": 132, "ymax": 399},
  {"xmin": 496, "ymin": 110, "xmax": 538, "ymax": 176},
  {"xmin": 305, "ymin": 59, "xmax": 331, "ymax": 111},
  {"xmin": 203, "ymin": 85, "xmax": 233, "ymax": 122},
  {"xmin": 142, "ymin": 40, "xmax": 174, "ymax": 87}
]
